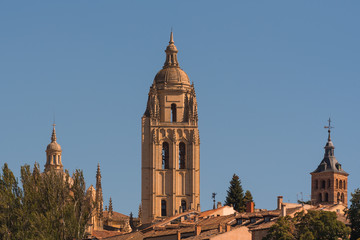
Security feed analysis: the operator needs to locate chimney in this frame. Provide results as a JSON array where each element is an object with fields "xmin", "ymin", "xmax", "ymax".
[
  {"xmin": 217, "ymin": 202, "xmax": 222, "ymax": 209},
  {"xmin": 246, "ymin": 201, "xmax": 254, "ymax": 213},
  {"xmin": 281, "ymin": 203, "xmax": 287, "ymax": 217},
  {"xmin": 177, "ymin": 231, "xmax": 181, "ymax": 240},
  {"xmin": 218, "ymin": 224, "xmax": 223, "ymax": 233},
  {"xmin": 225, "ymin": 223, "xmax": 231, "ymax": 232},
  {"xmin": 195, "ymin": 225, "xmax": 201, "ymax": 236},
  {"xmin": 277, "ymin": 196, "xmax": 283, "ymax": 210}
]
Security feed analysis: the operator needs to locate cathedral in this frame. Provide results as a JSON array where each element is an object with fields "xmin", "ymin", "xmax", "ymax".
[{"xmin": 141, "ymin": 32, "xmax": 200, "ymax": 223}]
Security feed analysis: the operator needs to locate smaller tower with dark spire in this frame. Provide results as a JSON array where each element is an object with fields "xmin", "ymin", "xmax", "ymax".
[
  {"xmin": 95, "ymin": 164, "xmax": 104, "ymax": 228},
  {"xmin": 45, "ymin": 124, "xmax": 63, "ymax": 172},
  {"xmin": 310, "ymin": 119, "xmax": 349, "ymax": 206}
]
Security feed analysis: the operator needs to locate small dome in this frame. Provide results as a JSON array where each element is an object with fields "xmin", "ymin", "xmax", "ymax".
[
  {"xmin": 325, "ymin": 140, "xmax": 334, "ymax": 148},
  {"xmin": 47, "ymin": 141, "xmax": 61, "ymax": 151},
  {"xmin": 154, "ymin": 67, "xmax": 190, "ymax": 86}
]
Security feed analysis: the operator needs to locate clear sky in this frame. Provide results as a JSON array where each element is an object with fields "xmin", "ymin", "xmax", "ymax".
[{"xmin": 1, "ymin": 1, "xmax": 359, "ymax": 215}]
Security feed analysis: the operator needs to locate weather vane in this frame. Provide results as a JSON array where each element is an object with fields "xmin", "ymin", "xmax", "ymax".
[{"xmin": 212, "ymin": 192, "xmax": 217, "ymax": 209}]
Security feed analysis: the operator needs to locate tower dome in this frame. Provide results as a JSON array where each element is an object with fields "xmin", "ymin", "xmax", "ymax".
[
  {"xmin": 153, "ymin": 32, "xmax": 190, "ymax": 87},
  {"xmin": 45, "ymin": 124, "xmax": 63, "ymax": 172}
]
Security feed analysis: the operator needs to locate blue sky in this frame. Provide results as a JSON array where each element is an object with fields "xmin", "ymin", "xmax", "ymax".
[{"xmin": 1, "ymin": 1, "xmax": 359, "ymax": 215}]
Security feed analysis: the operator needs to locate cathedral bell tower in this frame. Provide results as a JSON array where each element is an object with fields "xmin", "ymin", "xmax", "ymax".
[
  {"xmin": 141, "ymin": 32, "xmax": 200, "ymax": 223},
  {"xmin": 311, "ymin": 119, "xmax": 349, "ymax": 206}
]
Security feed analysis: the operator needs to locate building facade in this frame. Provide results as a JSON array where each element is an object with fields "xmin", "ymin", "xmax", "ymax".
[
  {"xmin": 141, "ymin": 33, "xmax": 200, "ymax": 223},
  {"xmin": 310, "ymin": 122, "xmax": 349, "ymax": 206}
]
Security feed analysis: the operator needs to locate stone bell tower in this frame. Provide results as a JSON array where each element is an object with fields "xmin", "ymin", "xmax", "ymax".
[
  {"xmin": 141, "ymin": 32, "xmax": 200, "ymax": 223},
  {"xmin": 311, "ymin": 119, "xmax": 349, "ymax": 206}
]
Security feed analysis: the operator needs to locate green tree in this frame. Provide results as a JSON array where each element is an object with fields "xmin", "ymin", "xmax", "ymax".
[
  {"xmin": 263, "ymin": 210, "xmax": 350, "ymax": 240},
  {"xmin": 347, "ymin": 188, "xmax": 360, "ymax": 240},
  {"xmin": 295, "ymin": 210, "xmax": 350, "ymax": 240},
  {"xmin": 244, "ymin": 190, "xmax": 254, "ymax": 206},
  {"xmin": 224, "ymin": 174, "xmax": 245, "ymax": 212},
  {"xmin": 0, "ymin": 163, "xmax": 92, "ymax": 240},
  {"xmin": 263, "ymin": 216, "xmax": 295, "ymax": 240},
  {"xmin": 0, "ymin": 163, "xmax": 24, "ymax": 240}
]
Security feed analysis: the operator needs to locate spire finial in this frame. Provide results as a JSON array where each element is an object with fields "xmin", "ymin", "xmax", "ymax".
[
  {"xmin": 324, "ymin": 117, "xmax": 334, "ymax": 141},
  {"xmin": 164, "ymin": 31, "xmax": 179, "ymax": 68},
  {"xmin": 51, "ymin": 123, "xmax": 57, "ymax": 142},
  {"xmin": 169, "ymin": 31, "xmax": 174, "ymax": 44}
]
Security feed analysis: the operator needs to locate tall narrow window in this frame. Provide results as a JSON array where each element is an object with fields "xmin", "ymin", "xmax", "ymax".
[
  {"xmin": 315, "ymin": 180, "xmax": 318, "ymax": 189},
  {"xmin": 162, "ymin": 142, "xmax": 169, "ymax": 169},
  {"xmin": 179, "ymin": 142, "xmax": 186, "ymax": 169},
  {"xmin": 327, "ymin": 179, "xmax": 331, "ymax": 189},
  {"xmin": 321, "ymin": 180, "xmax": 325, "ymax": 189},
  {"xmin": 181, "ymin": 200, "xmax": 187, "ymax": 213},
  {"xmin": 161, "ymin": 200, "xmax": 167, "ymax": 217},
  {"xmin": 325, "ymin": 192, "xmax": 329, "ymax": 202},
  {"xmin": 319, "ymin": 193, "xmax": 322, "ymax": 202},
  {"xmin": 337, "ymin": 192, "xmax": 341, "ymax": 203},
  {"xmin": 48, "ymin": 155, "xmax": 51, "ymax": 164},
  {"xmin": 339, "ymin": 180, "xmax": 343, "ymax": 189},
  {"xmin": 171, "ymin": 104, "xmax": 177, "ymax": 122},
  {"xmin": 336, "ymin": 179, "xmax": 339, "ymax": 189},
  {"xmin": 341, "ymin": 193, "xmax": 345, "ymax": 203},
  {"xmin": 53, "ymin": 155, "xmax": 57, "ymax": 164}
]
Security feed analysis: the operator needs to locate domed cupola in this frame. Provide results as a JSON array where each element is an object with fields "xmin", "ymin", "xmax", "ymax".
[
  {"xmin": 153, "ymin": 32, "xmax": 191, "ymax": 87},
  {"xmin": 45, "ymin": 124, "xmax": 63, "ymax": 172}
]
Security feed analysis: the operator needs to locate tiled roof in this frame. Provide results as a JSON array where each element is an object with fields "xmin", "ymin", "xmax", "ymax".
[
  {"xmin": 91, "ymin": 230, "xmax": 124, "ymax": 239},
  {"xmin": 103, "ymin": 231, "xmax": 144, "ymax": 240}
]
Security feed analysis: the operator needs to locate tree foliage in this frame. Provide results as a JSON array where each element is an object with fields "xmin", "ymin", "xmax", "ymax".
[
  {"xmin": 264, "ymin": 210, "xmax": 351, "ymax": 240},
  {"xmin": 0, "ymin": 163, "xmax": 92, "ymax": 240},
  {"xmin": 244, "ymin": 190, "xmax": 254, "ymax": 206},
  {"xmin": 224, "ymin": 174, "xmax": 246, "ymax": 212},
  {"xmin": 263, "ymin": 216, "xmax": 295, "ymax": 240},
  {"xmin": 347, "ymin": 188, "xmax": 360, "ymax": 240}
]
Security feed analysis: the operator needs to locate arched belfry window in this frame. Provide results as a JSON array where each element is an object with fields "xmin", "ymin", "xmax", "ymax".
[
  {"xmin": 162, "ymin": 142, "xmax": 169, "ymax": 169},
  {"xmin": 171, "ymin": 104, "xmax": 177, "ymax": 122},
  {"xmin": 179, "ymin": 142, "xmax": 186, "ymax": 169},
  {"xmin": 181, "ymin": 200, "xmax": 187, "ymax": 213},
  {"xmin": 161, "ymin": 200, "xmax": 167, "ymax": 217},
  {"xmin": 337, "ymin": 192, "xmax": 341, "ymax": 203}
]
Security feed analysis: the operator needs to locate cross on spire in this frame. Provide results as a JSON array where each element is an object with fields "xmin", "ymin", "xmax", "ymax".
[{"xmin": 324, "ymin": 117, "xmax": 334, "ymax": 141}]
